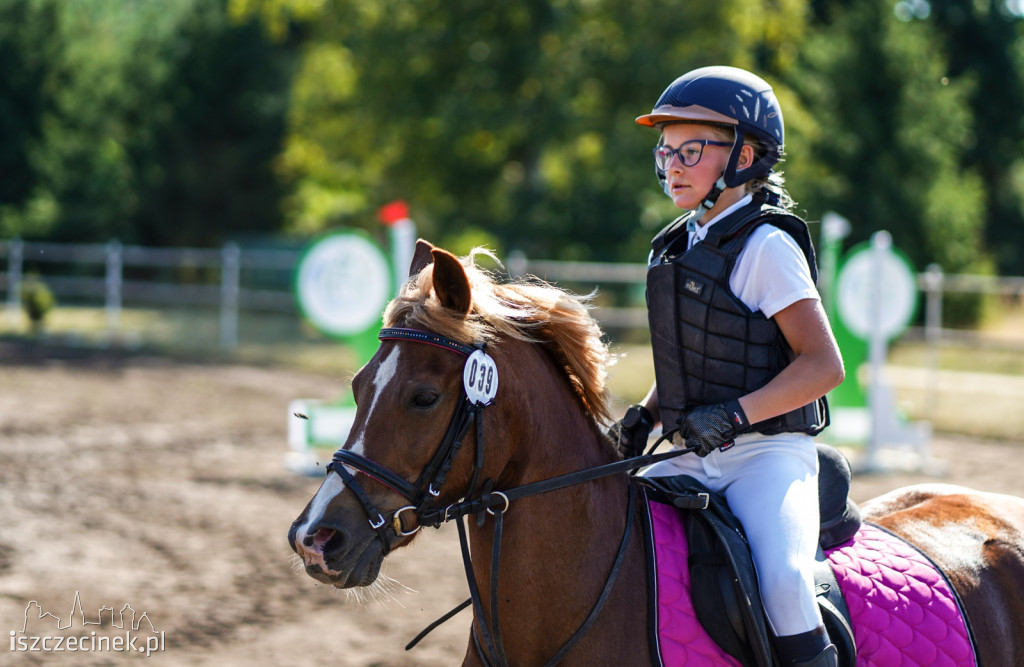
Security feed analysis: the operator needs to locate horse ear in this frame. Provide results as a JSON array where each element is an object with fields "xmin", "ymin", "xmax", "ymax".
[
  {"xmin": 409, "ymin": 239, "xmax": 435, "ymax": 276},
  {"xmin": 431, "ymin": 248, "xmax": 472, "ymax": 315}
]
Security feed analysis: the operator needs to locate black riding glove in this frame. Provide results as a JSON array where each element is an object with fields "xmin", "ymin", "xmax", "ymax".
[
  {"xmin": 607, "ymin": 404, "xmax": 654, "ymax": 458},
  {"xmin": 679, "ymin": 399, "xmax": 751, "ymax": 457}
]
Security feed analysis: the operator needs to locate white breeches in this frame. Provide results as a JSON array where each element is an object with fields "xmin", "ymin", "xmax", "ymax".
[{"xmin": 643, "ymin": 432, "xmax": 823, "ymax": 636}]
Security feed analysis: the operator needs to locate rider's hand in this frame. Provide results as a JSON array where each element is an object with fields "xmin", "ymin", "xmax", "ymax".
[
  {"xmin": 607, "ymin": 404, "xmax": 654, "ymax": 458},
  {"xmin": 679, "ymin": 399, "xmax": 751, "ymax": 457}
]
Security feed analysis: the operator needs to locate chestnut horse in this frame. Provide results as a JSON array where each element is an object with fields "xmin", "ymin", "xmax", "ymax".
[{"xmin": 289, "ymin": 241, "xmax": 1024, "ymax": 666}]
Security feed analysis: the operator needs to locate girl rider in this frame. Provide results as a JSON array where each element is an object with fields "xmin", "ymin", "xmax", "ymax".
[{"xmin": 612, "ymin": 65, "xmax": 845, "ymax": 667}]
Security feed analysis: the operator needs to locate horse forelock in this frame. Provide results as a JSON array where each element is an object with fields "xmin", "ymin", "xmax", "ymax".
[{"xmin": 383, "ymin": 249, "xmax": 612, "ymax": 424}]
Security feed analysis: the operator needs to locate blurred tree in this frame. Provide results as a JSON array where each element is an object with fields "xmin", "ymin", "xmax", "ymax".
[
  {"xmin": 0, "ymin": 0, "xmax": 297, "ymax": 246},
  {"xmin": 925, "ymin": 0, "xmax": 1024, "ymax": 274},
  {"xmin": 787, "ymin": 0, "xmax": 990, "ymax": 284},
  {"xmin": 0, "ymin": 0, "xmax": 62, "ymax": 237},
  {"xmin": 4, "ymin": 0, "xmax": 1019, "ymax": 298},
  {"xmin": 129, "ymin": 1, "xmax": 299, "ymax": 246},
  {"xmin": 25, "ymin": 0, "xmax": 168, "ymax": 242},
  {"xmin": 234, "ymin": 0, "xmax": 808, "ymax": 261}
]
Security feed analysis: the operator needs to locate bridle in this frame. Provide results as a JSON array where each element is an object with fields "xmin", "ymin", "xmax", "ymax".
[
  {"xmin": 328, "ymin": 328, "xmax": 487, "ymax": 554},
  {"xmin": 326, "ymin": 326, "xmax": 691, "ymax": 666}
]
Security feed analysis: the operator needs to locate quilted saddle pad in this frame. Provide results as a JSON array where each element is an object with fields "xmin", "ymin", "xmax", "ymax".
[{"xmin": 648, "ymin": 501, "xmax": 977, "ymax": 666}]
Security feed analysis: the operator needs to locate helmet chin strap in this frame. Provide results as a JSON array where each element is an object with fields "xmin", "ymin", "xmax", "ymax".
[{"xmin": 684, "ymin": 176, "xmax": 727, "ymax": 232}]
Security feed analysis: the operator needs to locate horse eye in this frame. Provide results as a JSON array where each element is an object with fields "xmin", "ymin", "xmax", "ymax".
[{"xmin": 411, "ymin": 391, "xmax": 439, "ymax": 409}]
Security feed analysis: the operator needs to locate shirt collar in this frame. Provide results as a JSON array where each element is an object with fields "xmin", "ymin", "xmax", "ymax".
[{"xmin": 691, "ymin": 194, "xmax": 754, "ymax": 246}]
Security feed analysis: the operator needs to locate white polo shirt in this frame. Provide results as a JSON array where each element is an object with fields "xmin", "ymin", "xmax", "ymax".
[{"xmin": 688, "ymin": 194, "xmax": 819, "ymax": 318}]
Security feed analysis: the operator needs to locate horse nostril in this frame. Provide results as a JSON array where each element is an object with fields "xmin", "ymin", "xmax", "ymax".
[
  {"xmin": 302, "ymin": 526, "xmax": 339, "ymax": 552},
  {"xmin": 299, "ymin": 522, "xmax": 323, "ymax": 548}
]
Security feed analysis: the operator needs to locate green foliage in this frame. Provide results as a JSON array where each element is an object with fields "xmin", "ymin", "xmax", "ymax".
[
  {"xmin": 237, "ymin": 0, "xmax": 807, "ymax": 260},
  {"xmin": 127, "ymin": 2, "xmax": 299, "ymax": 247},
  {"xmin": 788, "ymin": 0, "xmax": 989, "ymax": 279},
  {"xmin": 19, "ymin": 273, "xmax": 55, "ymax": 332},
  {"xmin": 3, "ymin": 0, "xmax": 1024, "ymax": 335},
  {"xmin": 0, "ymin": 0, "xmax": 62, "ymax": 238},
  {"xmin": 926, "ymin": 0, "xmax": 1024, "ymax": 275},
  {"xmin": 0, "ymin": 0, "xmax": 296, "ymax": 246}
]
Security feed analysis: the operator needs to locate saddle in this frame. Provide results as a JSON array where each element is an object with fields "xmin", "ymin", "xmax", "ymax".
[{"xmin": 637, "ymin": 443, "xmax": 861, "ymax": 667}]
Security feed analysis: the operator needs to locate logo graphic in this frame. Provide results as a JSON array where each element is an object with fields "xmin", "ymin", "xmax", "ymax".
[
  {"xmin": 295, "ymin": 231, "xmax": 392, "ymax": 337},
  {"xmin": 9, "ymin": 591, "xmax": 165, "ymax": 657}
]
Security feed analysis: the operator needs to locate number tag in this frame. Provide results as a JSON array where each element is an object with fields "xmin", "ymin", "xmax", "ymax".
[{"xmin": 463, "ymin": 350, "xmax": 498, "ymax": 405}]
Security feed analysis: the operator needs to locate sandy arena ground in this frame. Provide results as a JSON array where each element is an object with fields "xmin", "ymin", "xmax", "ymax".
[{"xmin": 2, "ymin": 346, "xmax": 1023, "ymax": 665}]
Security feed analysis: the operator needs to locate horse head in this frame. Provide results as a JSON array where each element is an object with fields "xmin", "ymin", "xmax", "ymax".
[{"xmin": 289, "ymin": 240, "xmax": 614, "ymax": 589}]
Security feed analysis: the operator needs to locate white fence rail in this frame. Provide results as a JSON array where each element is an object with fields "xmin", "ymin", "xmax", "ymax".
[
  {"xmin": 2, "ymin": 238, "xmax": 1022, "ymax": 351},
  {"xmin": 1, "ymin": 239, "xmax": 299, "ymax": 350}
]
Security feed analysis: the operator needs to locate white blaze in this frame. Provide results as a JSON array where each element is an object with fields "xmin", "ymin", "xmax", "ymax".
[
  {"xmin": 350, "ymin": 345, "xmax": 401, "ymax": 456},
  {"xmin": 299, "ymin": 346, "xmax": 401, "ymax": 540},
  {"xmin": 303, "ymin": 474, "xmax": 345, "ymax": 539}
]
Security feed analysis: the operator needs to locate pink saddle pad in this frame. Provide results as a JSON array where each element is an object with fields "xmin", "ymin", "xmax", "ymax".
[{"xmin": 649, "ymin": 501, "xmax": 977, "ymax": 666}]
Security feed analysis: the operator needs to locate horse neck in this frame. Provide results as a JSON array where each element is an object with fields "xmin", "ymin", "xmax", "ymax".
[
  {"xmin": 473, "ymin": 335, "xmax": 629, "ymax": 560},
  {"xmin": 493, "ymin": 337, "xmax": 615, "ymax": 482},
  {"xmin": 472, "ymin": 334, "xmax": 632, "ymax": 558},
  {"xmin": 463, "ymin": 340, "xmax": 646, "ymax": 661},
  {"xmin": 464, "ymin": 474, "xmax": 645, "ymax": 664}
]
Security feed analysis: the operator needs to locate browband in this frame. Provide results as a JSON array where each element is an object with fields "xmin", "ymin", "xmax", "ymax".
[{"xmin": 378, "ymin": 327, "xmax": 476, "ymax": 356}]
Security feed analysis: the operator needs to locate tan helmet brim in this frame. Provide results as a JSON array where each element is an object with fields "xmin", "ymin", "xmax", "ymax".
[{"xmin": 635, "ymin": 104, "xmax": 739, "ymax": 128}]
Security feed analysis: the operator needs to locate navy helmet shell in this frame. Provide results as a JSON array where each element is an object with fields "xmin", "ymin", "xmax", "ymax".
[{"xmin": 636, "ymin": 65, "xmax": 784, "ymax": 149}]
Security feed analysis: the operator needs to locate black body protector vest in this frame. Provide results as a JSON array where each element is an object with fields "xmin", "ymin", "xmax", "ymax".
[{"xmin": 646, "ymin": 193, "xmax": 830, "ymax": 436}]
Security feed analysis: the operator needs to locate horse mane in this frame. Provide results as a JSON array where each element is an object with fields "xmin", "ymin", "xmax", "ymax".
[{"xmin": 383, "ymin": 249, "xmax": 613, "ymax": 424}]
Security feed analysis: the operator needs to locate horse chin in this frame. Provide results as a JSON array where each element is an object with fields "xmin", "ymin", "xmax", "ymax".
[{"xmin": 304, "ymin": 557, "xmax": 383, "ymax": 589}]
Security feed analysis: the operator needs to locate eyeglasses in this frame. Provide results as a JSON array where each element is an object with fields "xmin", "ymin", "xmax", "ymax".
[{"xmin": 653, "ymin": 139, "xmax": 732, "ymax": 170}]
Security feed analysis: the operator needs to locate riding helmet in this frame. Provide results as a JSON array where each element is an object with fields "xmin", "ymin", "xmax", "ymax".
[{"xmin": 636, "ymin": 65, "xmax": 784, "ymax": 188}]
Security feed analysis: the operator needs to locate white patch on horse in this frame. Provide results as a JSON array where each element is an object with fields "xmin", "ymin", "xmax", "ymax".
[
  {"xmin": 297, "ymin": 346, "xmax": 401, "ymax": 559},
  {"xmin": 349, "ymin": 345, "xmax": 401, "ymax": 457},
  {"xmin": 301, "ymin": 473, "xmax": 346, "ymax": 540}
]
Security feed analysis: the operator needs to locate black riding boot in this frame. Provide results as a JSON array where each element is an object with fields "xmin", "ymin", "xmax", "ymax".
[
  {"xmin": 776, "ymin": 626, "xmax": 836, "ymax": 666},
  {"xmin": 791, "ymin": 644, "xmax": 838, "ymax": 667}
]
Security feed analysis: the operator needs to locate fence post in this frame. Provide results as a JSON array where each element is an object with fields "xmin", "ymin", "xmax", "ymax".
[
  {"xmin": 506, "ymin": 250, "xmax": 527, "ymax": 279},
  {"xmin": 105, "ymin": 239, "xmax": 122, "ymax": 334},
  {"xmin": 6, "ymin": 237, "xmax": 23, "ymax": 328},
  {"xmin": 866, "ymin": 231, "xmax": 891, "ymax": 466},
  {"xmin": 220, "ymin": 242, "xmax": 240, "ymax": 352},
  {"xmin": 922, "ymin": 263, "xmax": 944, "ymax": 420}
]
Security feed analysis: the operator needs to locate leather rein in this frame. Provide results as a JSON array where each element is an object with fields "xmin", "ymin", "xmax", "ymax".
[{"xmin": 326, "ymin": 327, "xmax": 689, "ymax": 666}]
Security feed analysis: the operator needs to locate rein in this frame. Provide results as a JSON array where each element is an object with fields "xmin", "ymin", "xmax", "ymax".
[{"xmin": 328, "ymin": 327, "xmax": 691, "ymax": 666}]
